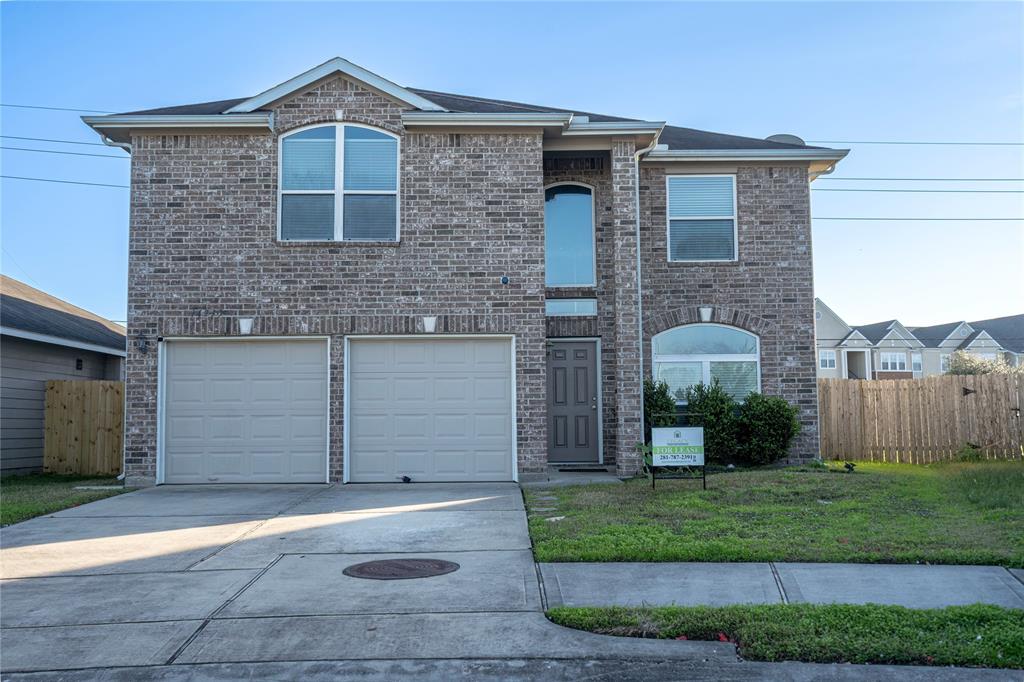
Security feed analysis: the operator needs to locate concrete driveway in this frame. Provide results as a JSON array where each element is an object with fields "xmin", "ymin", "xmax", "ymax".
[{"xmin": 0, "ymin": 483, "xmax": 727, "ymax": 679}]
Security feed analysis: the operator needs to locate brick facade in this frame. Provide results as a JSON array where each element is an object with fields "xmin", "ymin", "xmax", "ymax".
[
  {"xmin": 638, "ymin": 164, "xmax": 819, "ymax": 460},
  {"xmin": 121, "ymin": 74, "xmax": 820, "ymax": 485}
]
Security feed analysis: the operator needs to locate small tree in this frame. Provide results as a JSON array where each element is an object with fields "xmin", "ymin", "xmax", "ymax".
[
  {"xmin": 684, "ymin": 380, "xmax": 738, "ymax": 464},
  {"xmin": 946, "ymin": 350, "xmax": 1022, "ymax": 376},
  {"xmin": 736, "ymin": 393, "xmax": 801, "ymax": 465},
  {"xmin": 643, "ymin": 378, "xmax": 677, "ymax": 444}
]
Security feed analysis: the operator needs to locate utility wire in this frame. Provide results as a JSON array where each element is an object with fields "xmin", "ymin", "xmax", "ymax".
[
  {"xmin": 1, "ymin": 175, "xmax": 128, "ymax": 188},
  {"xmin": 0, "ymin": 135, "xmax": 111, "ymax": 147},
  {"xmin": 1, "ymin": 146, "xmax": 127, "ymax": 159},
  {"xmin": 813, "ymin": 188, "xmax": 1024, "ymax": 194},
  {"xmin": 1, "ymin": 247, "xmax": 45, "ymax": 289},
  {"xmin": 0, "ymin": 103, "xmax": 115, "ymax": 114},
  {"xmin": 818, "ymin": 177, "xmax": 1024, "ymax": 182},
  {"xmin": 807, "ymin": 140, "xmax": 1024, "ymax": 146}
]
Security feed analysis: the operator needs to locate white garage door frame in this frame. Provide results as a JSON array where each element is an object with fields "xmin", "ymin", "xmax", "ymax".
[
  {"xmin": 342, "ymin": 334, "xmax": 518, "ymax": 484},
  {"xmin": 156, "ymin": 336, "xmax": 331, "ymax": 485}
]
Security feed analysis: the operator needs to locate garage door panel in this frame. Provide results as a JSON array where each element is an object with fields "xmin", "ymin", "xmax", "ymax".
[
  {"xmin": 164, "ymin": 340, "xmax": 328, "ymax": 484},
  {"xmin": 349, "ymin": 338, "xmax": 513, "ymax": 483}
]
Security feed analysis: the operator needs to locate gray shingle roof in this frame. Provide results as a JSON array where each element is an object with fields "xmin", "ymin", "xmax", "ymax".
[
  {"xmin": 910, "ymin": 321, "xmax": 966, "ymax": 348},
  {"xmin": 116, "ymin": 88, "xmax": 822, "ymax": 151},
  {"xmin": 0, "ymin": 276, "xmax": 125, "ymax": 353},
  {"xmin": 851, "ymin": 320, "xmax": 898, "ymax": 344},
  {"xmin": 968, "ymin": 314, "xmax": 1024, "ymax": 353}
]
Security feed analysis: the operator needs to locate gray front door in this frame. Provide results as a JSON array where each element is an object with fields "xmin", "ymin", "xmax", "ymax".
[{"xmin": 546, "ymin": 340, "xmax": 599, "ymax": 463}]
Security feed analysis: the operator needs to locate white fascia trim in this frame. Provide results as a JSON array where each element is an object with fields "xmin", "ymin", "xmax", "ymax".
[
  {"xmin": 1, "ymin": 326, "xmax": 126, "ymax": 357},
  {"xmin": 562, "ymin": 121, "xmax": 665, "ymax": 136},
  {"xmin": 938, "ymin": 321, "xmax": 973, "ymax": 346},
  {"xmin": 82, "ymin": 113, "xmax": 272, "ymax": 130},
  {"xmin": 401, "ymin": 112, "xmax": 572, "ymax": 127},
  {"xmin": 225, "ymin": 58, "xmax": 445, "ymax": 113},
  {"xmin": 644, "ymin": 148, "xmax": 849, "ymax": 162}
]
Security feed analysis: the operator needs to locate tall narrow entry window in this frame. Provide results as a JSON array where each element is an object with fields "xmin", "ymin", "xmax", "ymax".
[{"xmin": 545, "ymin": 184, "xmax": 595, "ymax": 287}]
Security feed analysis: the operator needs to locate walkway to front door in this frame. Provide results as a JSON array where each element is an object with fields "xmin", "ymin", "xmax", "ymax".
[{"xmin": 546, "ymin": 339, "xmax": 600, "ymax": 463}]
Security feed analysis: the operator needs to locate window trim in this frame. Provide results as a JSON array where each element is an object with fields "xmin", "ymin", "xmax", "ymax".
[
  {"xmin": 940, "ymin": 353, "xmax": 951, "ymax": 372},
  {"xmin": 879, "ymin": 351, "xmax": 907, "ymax": 371},
  {"xmin": 819, "ymin": 349, "xmax": 837, "ymax": 369},
  {"xmin": 665, "ymin": 173, "xmax": 738, "ymax": 263},
  {"xmin": 277, "ymin": 122, "xmax": 401, "ymax": 243},
  {"xmin": 544, "ymin": 181, "xmax": 597, "ymax": 288},
  {"xmin": 911, "ymin": 352, "xmax": 923, "ymax": 376},
  {"xmin": 651, "ymin": 323, "xmax": 761, "ymax": 404}
]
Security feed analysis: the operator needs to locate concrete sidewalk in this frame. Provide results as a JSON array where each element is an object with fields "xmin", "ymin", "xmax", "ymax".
[{"xmin": 540, "ymin": 562, "xmax": 1024, "ymax": 609}]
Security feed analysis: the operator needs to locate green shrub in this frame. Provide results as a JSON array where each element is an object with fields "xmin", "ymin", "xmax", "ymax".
[
  {"xmin": 643, "ymin": 378, "xmax": 677, "ymax": 444},
  {"xmin": 684, "ymin": 380, "xmax": 738, "ymax": 464},
  {"xmin": 955, "ymin": 443, "xmax": 984, "ymax": 462},
  {"xmin": 736, "ymin": 393, "xmax": 801, "ymax": 465},
  {"xmin": 946, "ymin": 350, "xmax": 1023, "ymax": 376}
]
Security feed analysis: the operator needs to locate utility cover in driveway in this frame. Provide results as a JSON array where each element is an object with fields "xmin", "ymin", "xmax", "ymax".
[
  {"xmin": 163, "ymin": 339, "xmax": 328, "ymax": 484},
  {"xmin": 348, "ymin": 338, "xmax": 514, "ymax": 482},
  {"xmin": 342, "ymin": 558, "xmax": 460, "ymax": 580}
]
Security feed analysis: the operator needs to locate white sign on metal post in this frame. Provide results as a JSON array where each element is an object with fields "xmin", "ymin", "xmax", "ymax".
[{"xmin": 651, "ymin": 427, "xmax": 705, "ymax": 466}]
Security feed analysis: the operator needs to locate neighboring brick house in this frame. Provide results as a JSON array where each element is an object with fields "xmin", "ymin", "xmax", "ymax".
[{"xmin": 85, "ymin": 58, "xmax": 847, "ymax": 486}]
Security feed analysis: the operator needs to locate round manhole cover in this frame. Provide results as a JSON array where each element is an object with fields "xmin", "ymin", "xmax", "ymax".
[{"xmin": 342, "ymin": 558, "xmax": 460, "ymax": 580}]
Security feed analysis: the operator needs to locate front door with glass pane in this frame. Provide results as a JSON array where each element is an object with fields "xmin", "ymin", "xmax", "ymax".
[{"xmin": 546, "ymin": 340, "xmax": 600, "ymax": 463}]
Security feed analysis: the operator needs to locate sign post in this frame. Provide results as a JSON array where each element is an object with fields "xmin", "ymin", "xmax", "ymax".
[{"xmin": 649, "ymin": 426, "xmax": 706, "ymax": 489}]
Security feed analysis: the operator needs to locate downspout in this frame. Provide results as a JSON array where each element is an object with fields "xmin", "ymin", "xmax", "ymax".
[{"xmin": 633, "ymin": 130, "xmax": 661, "ymax": 409}]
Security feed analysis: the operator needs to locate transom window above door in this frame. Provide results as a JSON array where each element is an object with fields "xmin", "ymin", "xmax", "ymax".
[
  {"xmin": 279, "ymin": 124, "xmax": 399, "ymax": 242},
  {"xmin": 652, "ymin": 324, "xmax": 760, "ymax": 403},
  {"xmin": 545, "ymin": 184, "xmax": 595, "ymax": 287},
  {"xmin": 667, "ymin": 175, "xmax": 737, "ymax": 262}
]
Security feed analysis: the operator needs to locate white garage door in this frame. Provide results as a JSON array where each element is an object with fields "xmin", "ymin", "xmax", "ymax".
[
  {"xmin": 348, "ymin": 338, "xmax": 514, "ymax": 483},
  {"xmin": 163, "ymin": 339, "xmax": 328, "ymax": 484}
]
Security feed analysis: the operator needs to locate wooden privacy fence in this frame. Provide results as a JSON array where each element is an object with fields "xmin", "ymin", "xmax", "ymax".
[
  {"xmin": 44, "ymin": 380, "xmax": 124, "ymax": 476},
  {"xmin": 819, "ymin": 375, "xmax": 1024, "ymax": 463}
]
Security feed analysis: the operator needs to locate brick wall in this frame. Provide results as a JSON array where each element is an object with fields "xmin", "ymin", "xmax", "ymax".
[
  {"xmin": 123, "ymin": 76, "xmax": 547, "ymax": 485},
  {"xmin": 638, "ymin": 164, "xmax": 819, "ymax": 461}
]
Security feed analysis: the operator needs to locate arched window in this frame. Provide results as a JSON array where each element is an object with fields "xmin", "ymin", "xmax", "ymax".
[
  {"xmin": 545, "ymin": 184, "xmax": 595, "ymax": 287},
  {"xmin": 652, "ymin": 324, "xmax": 760, "ymax": 403},
  {"xmin": 279, "ymin": 124, "xmax": 399, "ymax": 242}
]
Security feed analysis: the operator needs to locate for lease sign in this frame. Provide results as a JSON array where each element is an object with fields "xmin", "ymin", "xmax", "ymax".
[{"xmin": 651, "ymin": 427, "xmax": 705, "ymax": 466}]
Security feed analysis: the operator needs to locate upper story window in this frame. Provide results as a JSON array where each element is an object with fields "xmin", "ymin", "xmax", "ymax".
[
  {"xmin": 279, "ymin": 124, "xmax": 399, "ymax": 242},
  {"xmin": 545, "ymin": 184, "xmax": 595, "ymax": 287},
  {"xmin": 652, "ymin": 324, "xmax": 760, "ymax": 403},
  {"xmin": 667, "ymin": 175, "xmax": 737, "ymax": 262}
]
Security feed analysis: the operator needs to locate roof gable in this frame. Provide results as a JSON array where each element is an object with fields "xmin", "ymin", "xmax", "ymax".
[
  {"xmin": 911, "ymin": 321, "xmax": 972, "ymax": 348},
  {"xmin": 225, "ymin": 57, "xmax": 445, "ymax": 113},
  {"xmin": 968, "ymin": 314, "xmax": 1024, "ymax": 353}
]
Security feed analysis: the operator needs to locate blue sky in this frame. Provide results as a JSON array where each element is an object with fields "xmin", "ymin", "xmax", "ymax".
[{"xmin": 2, "ymin": 1, "xmax": 1021, "ymax": 327}]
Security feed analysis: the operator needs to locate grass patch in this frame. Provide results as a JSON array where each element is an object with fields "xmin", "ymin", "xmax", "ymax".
[
  {"xmin": 548, "ymin": 603, "xmax": 1024, "ymax": 669},
  {"xmin": 526, "ymin": 461, "xmax": 1024, "ymax": 566},
  {"xmin": 1, "ymin": 474, "xmax": 126, "ymax": 526}
]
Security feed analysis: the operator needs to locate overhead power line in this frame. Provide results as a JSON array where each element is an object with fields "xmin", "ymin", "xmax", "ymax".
[
  {"xmin": 1, "ymin": 175, "xmax": 128, "ymax": 188},
  {"xmin": 818, "ymin": 177, "xmax": 1024, "ymax": 182},
  {"xmin": 813, "ymin": 188, "xmax": 1023, "ymax": 194},
  {"xmin": 1, "ymin": 103, "xmax": 115, "ymax": 114},
  {"xmin": 1, "ymin": 146, "xmax": 127, "ymax": 159},
  {"xmin": 807, "ymin": 140, "xmax": 1024, "ymax": 146},
  {"xmin": 1, "ymin": 135, "xmax": 111, "ymax": 147}
]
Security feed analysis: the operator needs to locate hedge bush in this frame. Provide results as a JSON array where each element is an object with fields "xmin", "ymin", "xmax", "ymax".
[
  {"xmin": 642, "ymin": 378, "xmax": 677, "ymax": 444},
  {"xmin": 737, "ymin": 393, "xmax": 801, "ymax": 465},
  {"xmin": 683, "ymin": 380, "xmax": 738, "ymax": 465}
]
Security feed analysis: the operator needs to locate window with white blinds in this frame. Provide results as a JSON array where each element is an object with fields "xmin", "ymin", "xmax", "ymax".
[
  {"xmin": 666, "ymin": 175, "xmax": 737, "ymax": 261},
  {"xmin": 279, "ymin": 124, "xmax": 399, "ymax": 241},
  {"xmin": 652, "ymin": 324, "xmax": 760, "ymax": 402}
]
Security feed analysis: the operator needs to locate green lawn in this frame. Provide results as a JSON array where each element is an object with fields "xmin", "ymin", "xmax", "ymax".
[
  {"xmin": 1, "ymin": 474, "xmax": 126, "ymax": 526},
  {"xmin": 547, "ymin": 603, "xmax": 1024, "ymax": 669},
  {"xmin": 526, "ymin": 461, "xmax": 1024, "ymax": 566}
]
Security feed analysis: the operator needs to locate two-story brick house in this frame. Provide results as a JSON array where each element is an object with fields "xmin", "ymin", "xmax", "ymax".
[{"xmin": 84, "ymin": 58, "xmax": 846, "ymax": 486}]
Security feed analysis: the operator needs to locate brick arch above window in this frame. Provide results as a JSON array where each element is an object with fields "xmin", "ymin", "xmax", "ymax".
[
  {"xmin": 274, "ymin": 115, "xmax": 404, "ymax": 138},
  {"xmin": 645, "ymin": 306, "xmax": 773, "ymax": 338}
]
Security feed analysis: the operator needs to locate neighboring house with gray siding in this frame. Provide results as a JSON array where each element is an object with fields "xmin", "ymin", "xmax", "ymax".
[
  {"xmin": 83, "ymin": 57, "xmax": 848, "ymax": 487},
  {"xmin": 815, "ymin": 298, "xmax": 1021, "ymax": 379},
  {"xmin": 1, "ymin": 276, "xmax": 125, "ymax": 474}
]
